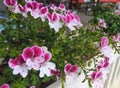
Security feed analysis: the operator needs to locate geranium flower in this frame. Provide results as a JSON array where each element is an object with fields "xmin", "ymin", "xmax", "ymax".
[
  {"xmin": 9, "ymin": 54, "xmax": 29, "ymax": 78},
  {"xmin": 39, "ymin": 47, "xmax": 56, "ymax": 78},
  {"xmin": 38, "ymin": 6, "xmax": 48, "ymax": 22},
  {"xmin": 22, "ymin": 45, "xmax": 43, "ymax": 70},
  {"xmin": 90, "ymin": 71, "xmax": 103, "ymax": 81},
  {"xmin": 14, "ymin": 4, "xmax": 27, "ymax": 17},
  {"xmin": 3, "ymin": 0, "xmax": 17, "ymax": 7},
  {"xmin": 62, "ymin": 14, "xmax": 76, "ymax": 31},
  {"xmin": 97, "ymin": 56, "xmax": 109, "ymax": 71},
  {"xmin": 98, "ymin": 19, "xmax": 107, "ymax": 28},
  {"xmin": 25, "ymin": 1, "xmax": 43, "ymax": 19},
  {"xmin": 58, "ymin": 3, "xmax": 66, "ymax": 11},
  {"xmin": 0, "ymin": 83, "xmax": 10, "ymax": 88},
  {"xmin": 49, "ymin": 4, "xmax": 57, "ymax": 11},
  {"xmin": 47, "ymin": 12, "xmax": 63, "ymax": 32},
  {"xmin": 64, "ymin": 64, "xmax": 78, "ymax": 84}
]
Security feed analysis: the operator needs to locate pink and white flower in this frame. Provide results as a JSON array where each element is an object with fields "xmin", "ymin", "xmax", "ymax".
[
  {"xmin": 38, "ymin": 6, "xmax": 48, "ymax": 22},
  {"xmin": 49, "ymin": 4, "xmax": 57, "ymax": 11},
  {"xmin": 9, "ymin": 54, "xmax": 29, "ymax": 78},
  {"xmin": 25, "ymin": 1, "xmax": 41, "ymax": 19},
  {"xmin": 14, "ymin": 4, "xmax": 27, "ymax": 17},
  {"xmin": 22, "ymin": 45, "xmax": 43, "ymax": 70},
  {"xmin": 98, "ymin": 19, "xmax": 107, "ymax": 28},
  {"xmin": 64, "ymin": 64, "xmax": 78, "ymax": 84},
  {"xmin": 97, "ymin": 56, "xmax": 109, "ymax": 71},
  {"xmin": 58, "ymin": 3, "xmax": 66, "ymax": 11},
  {"xmin": 3, "ymin": 0, "xmax": 17, "ymax": 7},
  {"xmin": 0, "ymin": 83, "xmax": 10, "ymax": 88},
  {"xmin": 47, "ymin": 12, "xmax": 63, "ymax": 32}
]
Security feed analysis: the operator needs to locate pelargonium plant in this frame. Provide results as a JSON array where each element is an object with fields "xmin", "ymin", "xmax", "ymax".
[{"xmin": 0, "ymin": 0, "xmax": 119, "ymax": 88}]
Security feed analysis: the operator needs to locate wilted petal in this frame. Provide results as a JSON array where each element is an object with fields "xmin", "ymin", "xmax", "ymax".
[
  {"xmin": 0, "ymin": 83, "xmax": 10, "ymax": 88},
  {"xmin": 22, "ymin": 47, "xmax": 34, "ymax": 61},
  {"xmin": 32, "ymin": 45, "xmax": 43, "ymax": 57}
]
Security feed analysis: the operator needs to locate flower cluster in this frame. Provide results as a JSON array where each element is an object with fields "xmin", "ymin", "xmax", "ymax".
[
  {"xmin": 8, "ymin": 45, "xmax": 79, "ymax": 84},
  {"xmin": 9, "ymin": 45, "xmax": 56, "ymax": 78},
  {"xmin": 3, "ymin": 0, "xmax": 83, "ymax": 32}
]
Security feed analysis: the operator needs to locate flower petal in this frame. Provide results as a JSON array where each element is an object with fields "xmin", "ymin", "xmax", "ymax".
[
  {"xmin": 22, "ymin": 47, "xmax": 34, "ymax": 61},
  {"xmin": 8, "ymin": 59, "xmax": 17, "ymax": 69},
  {"xmin": 47, "ymin": 62, "xmax": 56, "ymax": 69},
  {"xmin": 39, "ymin": 67, "xmax": 45, "ymax": 78},
  {"xmin": 32, "ymin": 45, "xmax": 43, "ymax": 57},
  {"xmin": 101, "ymin": 36, "xmax": 108, "ymax": 48},
  {"xmin": 70, "ymin": 65, "xmax": 78, "ymax": 73},
  {"xmin": 64, "ymin": 64, "xmax": 72, "ymax": 74},
  {"xmin": 44, "ymin": 52, "xmax": 52, "ymax": 62},
  {"xmin": 96, "ymin": 71, "xmax": 103, "ymax": 79},
  {"xmin": 91, "ymin": 71, "xmax": 96, "ymax": 81},
  {"xmin": 13, "ymin": 65, "xmax": 21, "ymax": 75},
  {"xmin": 20, "ymin": 65, "xmax": 28, "ymax": 78}
]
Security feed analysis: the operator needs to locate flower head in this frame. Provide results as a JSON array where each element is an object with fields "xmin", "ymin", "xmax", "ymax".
[
  {"xmin": 9, "ymin": 54, "xmax": 29, "ymax": 78},
  {"xmin": 3, "ymin": 0, "xmax": 17, "ymax": 7},
  {"xmin": 0, "ymin": 83, "xmax": 10, "ymax": 88}
]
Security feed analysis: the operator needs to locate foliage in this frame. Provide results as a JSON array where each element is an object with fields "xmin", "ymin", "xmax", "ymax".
[{"xmin": 89, "ymin": 3, "xmax": 120, "ymax": 35}]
